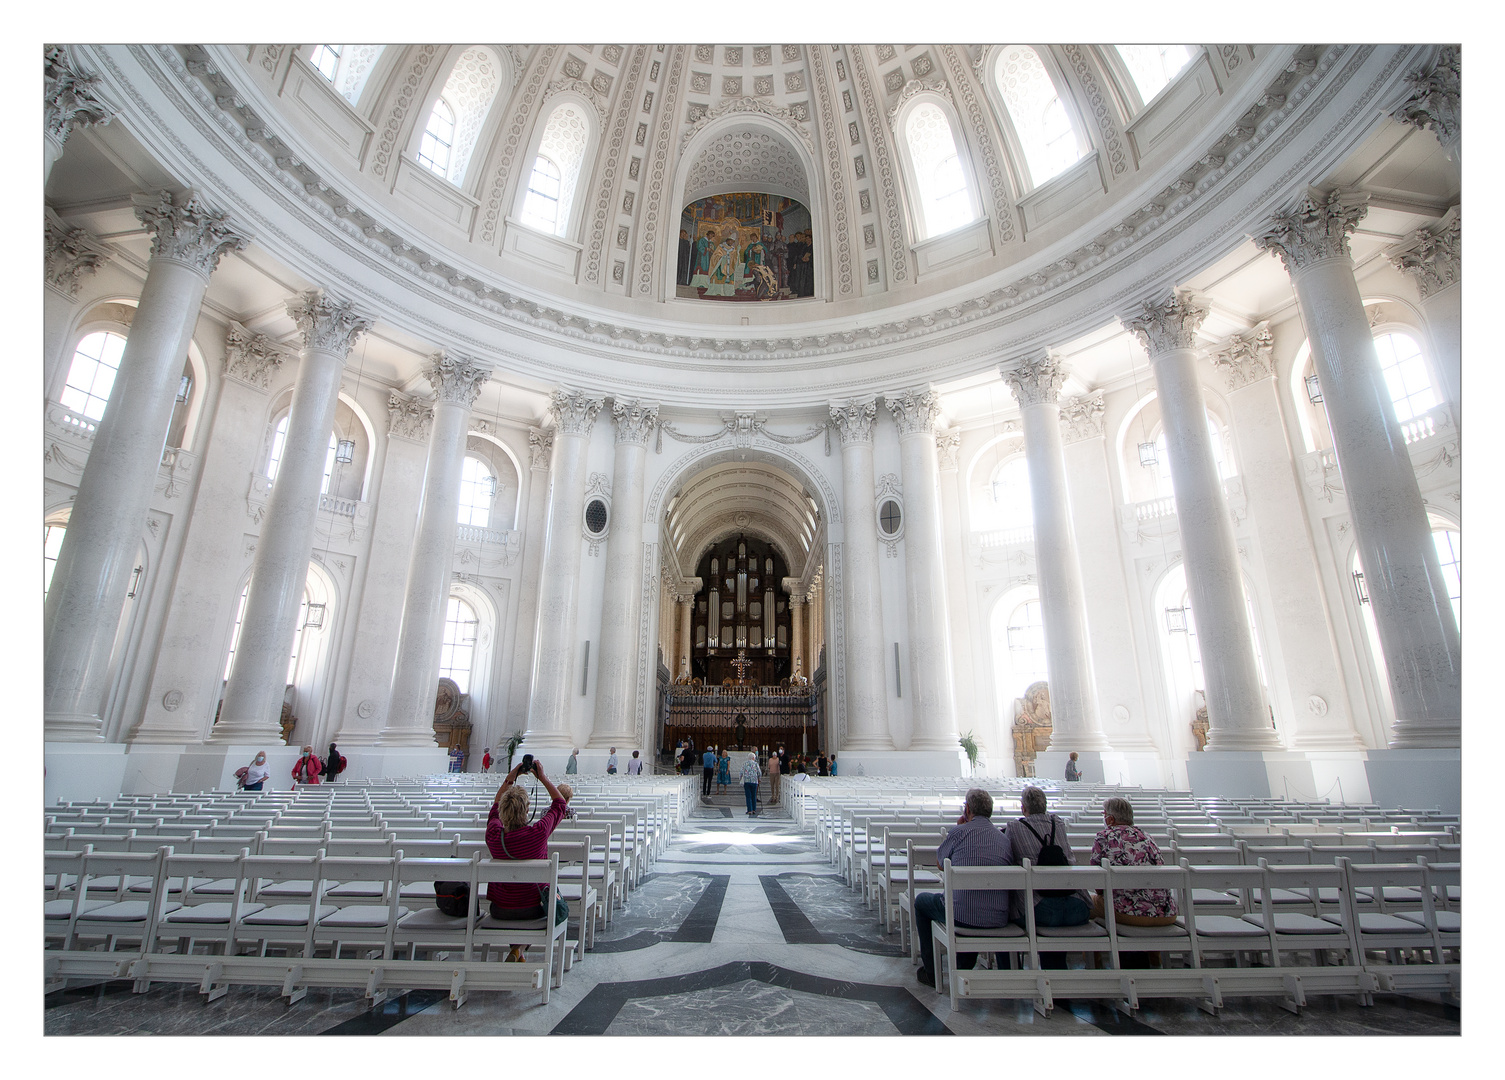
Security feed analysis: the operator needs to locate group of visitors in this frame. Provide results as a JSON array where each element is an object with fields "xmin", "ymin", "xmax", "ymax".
[
  {"xmin": 236, "ymin": 742, "xmax": 347, "ymax": 791},
  {"xmin": 477, "ymin": 747, "xmax": 641, "ymax": 775},
  {"xmin": 912, "ymin": 787, "xmax": 1177, "ymax": 989}
]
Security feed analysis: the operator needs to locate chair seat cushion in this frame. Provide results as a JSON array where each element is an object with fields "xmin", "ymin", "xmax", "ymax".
[
  {"xmin": 320, "ymin": 905, "xmax": 409, "ymax": 928},
  {"xmin": 241, "ymin": 903, "xmax": 337, "ymax": 926},
  {"xmin": 1321, "ymin": 912, "xmax": 1424, "ymax": 934},
  {"xmin": 1397, "ymin": 910, "xmax": 1461, "ymax": 932},
  {"xmin": 128, "ymin": 877, "xmax": 185, "ymax": 894},
  {"xmin": 397, "ymin": 908, "xmax": 468, "ymax": 931},
  {"xmin": 954, "ymin": 923, "xmax": 1026, "ymax": 939},
  {"xmin": 1318, "ymin": 887, "xmax": 1373, "ymax": 904},
  {"xmin": 1113, "ymin": 920, "xmax": 1190, "ymax": 938},
  {"xmin": 326, "ymin": 881, "xmax": 386, "ymax": 898},
  {"xmin": 192, "ymin": 879, "xmax": 238, "ymax": 895},
  {"xmin": 82, "ymin": 900, "xmax": 182, "ymax": 922},
  {"xmin": 163, "ymin": 902, "xmax": 266, "ymax": 924},
  {"xmin": 1193, "ymin": 889, "xmax": 1240, "ymax": 906},
  {"xmin": 1241, "ymin": 912, "xmax": 1345, "ymax": 935},
  {"xmin": 1249, "ymin": 888, "xmax": 1311, "ymax": 904},
  {"xmin": 44, "ymin": 898, "xmax": 111, "ymax": 919},
  {"xmin": 256, "ymin": 880, "xmax": 314, "ymax": 898},
  {"xmin": 1193, "ymin": 915, "xmax": 1270, "ymax": 937},
  {"xmin": 1036, "ymin": 921, "xmax": 1108, "ymax": 939}
]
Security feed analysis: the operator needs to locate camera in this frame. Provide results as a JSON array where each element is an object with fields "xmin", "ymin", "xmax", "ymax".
[{"xmin": 517, "ymin": 753, "xmax": 535, "ymax": 775}]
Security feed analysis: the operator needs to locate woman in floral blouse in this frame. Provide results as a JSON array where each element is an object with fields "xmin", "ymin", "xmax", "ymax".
[{"xmin": 1087, "ymin": 797, "xmax": 1178, "ymax": 926}]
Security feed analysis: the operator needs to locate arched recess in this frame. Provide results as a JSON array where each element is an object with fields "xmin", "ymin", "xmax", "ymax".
[
  {"xmin": 1114, "ymin": 389, "xmax": 1237, "ymax": 504},
  {"xmin": 448, "ymin": 579, "xmax": 499, "ymax": 751},
  {"xmin": 465, "ymin": 429, "xmax": 524, "ymax": 529},
  {"xmin": 980, "ymin": 44, "xmax": 1092, "ymax": 193},
  {"xmin": 892, "ymin": 89, "xmax": 984, "ymax": 242},
  {"xmin": 259, "ymin": 390, "xmax": 375, "ymax": 502},
  {"xmin": 663, "ymin": 110, "xmax": 828, "ymax": 303},
  {"xmin": 986, "ymin": 582, "xmax": 1045, "ymax": 766},
  {"xmin": 509, "ymin": 87, "xmax": 600, "ymax": 241}
]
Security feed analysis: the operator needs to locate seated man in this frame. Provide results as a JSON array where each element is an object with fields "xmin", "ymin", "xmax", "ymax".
[
  {"xmin": 913, "ymin": 788, "xmax": 1012, "ymax": 989},
  {"xmin": 1003, "ymin": 786, "xmax": 1090, "ymax": 968},
  {"xmin": 1088, "ymin": 797, "xmax": 1177, "ymax": 927}
]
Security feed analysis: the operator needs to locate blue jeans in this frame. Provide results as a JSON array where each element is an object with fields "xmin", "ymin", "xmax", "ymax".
[
  {"xmin": 743, "ymin": 782, "xmax": 759, "ymax": 814},
  {"xmin": 1026, "ymin": 894, "xmax": 1090, "ymax": 969}
]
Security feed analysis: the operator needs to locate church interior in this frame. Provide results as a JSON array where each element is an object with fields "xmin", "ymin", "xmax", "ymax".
[{"xmin": 38, "ymin": 36, "xmax": 1469, "ymax": 1042}]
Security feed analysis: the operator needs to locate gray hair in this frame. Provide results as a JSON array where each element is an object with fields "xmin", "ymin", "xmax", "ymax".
[
  {"xmin": 1102, "ymin": 797, "xmax": 1135, "ymax": 825},
  {"xmin": 1021, "ymin": 786, "xmax": 1048, "ymax": 816},
  {"xmin": 964, "ymin": 788, "xmax": 994, "ymax": 818}
]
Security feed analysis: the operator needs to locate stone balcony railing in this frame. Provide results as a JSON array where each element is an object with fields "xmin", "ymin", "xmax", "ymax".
[
  {"xmin": 1300, "ymin": 402, "xmax": 1457, "ymax": 502},
  {"xmin": 1119, "ymin": 475, "xmax": 1246, "ymax": 543}
]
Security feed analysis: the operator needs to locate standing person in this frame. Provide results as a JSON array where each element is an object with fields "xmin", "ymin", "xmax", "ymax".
[
  {"xmin": 817, "ymin": 753, "xmax": 829, "ymax": 777},
  {"xmin": 242, "ymin": 751, "xmax": 270, "ymax": 792},
  {"xmin": 291, "ymin": 745, "xmax": 322, "ymax": 785},
  {"xmin": 678, "ymin": 741, "xmax": 692, "ymax": 775},
  {"xmin": 777, "ymin": 743, "xmax": 790, "ymax": 778},
  {"xmin": 716, "ymin": 748, "xmax": 731, "ymax": 794},
  {"xmin": 626, "ymin": 750, "xmax": 643, "ymax": 775},
  {"xmin": 911, "ymin": 789, "xmax": 1013, "ymax": 989},
  {"xmin": 767, "ymin": 746, "xmax": 782, "ymax": 805},
  {"xmin": 566, "ymin": 748, "xmax": 579, "ymax": 775},
  {"xmin": 486, "ymin": 758, "xmax": 569, "ymax": 962},
  {"xmin": 740, "ymin": 751, "xmax": 762, "ymax": 817},
  {"xmin": 606, "ymin": 747, "xmax": 618, "ymax": 775},
  {"xmin": 324, "ymin": 742, "xmax": 346, "ymax": 783},
  {"xmin": 1065, "ymin": 752, "xmax": 1081, "ymax": 782},
  {"xmin": 1004, "ymin": 786, "xmax": 1090, "ymax": 967},
  {"xmin": 701, "ymin": 744, "xmax": 717, "ymax": 802},
  {"xmin": 829, "ymin": 752, "xmax": 837, "ymax": 777},
  {"xmin": 482, "ymin": 747, "xmax": 493, "ymax": 773}
]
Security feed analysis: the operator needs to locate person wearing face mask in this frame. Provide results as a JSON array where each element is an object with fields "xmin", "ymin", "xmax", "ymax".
[{"xmin": 242, "ymin": 751, "xmax": 270, "ymax": 792}]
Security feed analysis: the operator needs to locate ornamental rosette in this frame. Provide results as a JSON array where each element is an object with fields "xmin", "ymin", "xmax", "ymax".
[
  {"xmin": 133, "ymin": 189, "xmax": 249, "ymax": 278},
  {"xmin": 549, "ymin": 389, "xmax": 605, "ymax": 437},
  {"xmin": 1001, "ymin": 352, "xmax": 1067, "ymax": 408},
  {"xmin": 1122, "ymin": 290, "xmax": 1209, "ymax": 356},
  {"xmin": 829, "ymin": 398, "xmax": 877, "ymax": 446},
  {"xmin": 884, "ymin": 388, "xmax": 941, "ymax": 436},
  {"xmin": 286, "ymin": 289, "xmax": 373, "ymax": 356},
  {"xmin": 611, "ymin": 399, "xmax": 660, "ymax": 445},
  {"xmin": 1253, "ymin": 189, "xmax": 1369, "ymax": 275},
  {"xmin": 424, "ymin": 351, "xmax": 491, "ymax": 407}
]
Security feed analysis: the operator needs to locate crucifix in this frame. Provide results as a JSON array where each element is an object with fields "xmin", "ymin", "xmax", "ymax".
[{"xmin": 730, "ymin": 649, "xmax": 753, "ymax": 684}]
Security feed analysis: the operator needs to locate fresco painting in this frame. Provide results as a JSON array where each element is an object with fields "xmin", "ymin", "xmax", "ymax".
[{"xmin": 676, "ymin": 192, "xmax": 814, "ymax": 301}]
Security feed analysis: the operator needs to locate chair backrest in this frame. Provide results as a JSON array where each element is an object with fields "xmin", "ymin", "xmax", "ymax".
[{"xmin": 1239, "ymin": 842, "xmax": 1311, "ymax": 865}]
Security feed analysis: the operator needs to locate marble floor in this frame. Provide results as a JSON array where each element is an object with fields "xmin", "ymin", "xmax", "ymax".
[{"xmin": 43, "ymin": 788, "xmax": 1461, "ymax": 1038}]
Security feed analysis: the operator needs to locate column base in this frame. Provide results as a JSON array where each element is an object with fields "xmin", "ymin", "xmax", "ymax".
[
  {"xmin": 206, "ymin": 723, "xmax": 285, "ymax": 744},
  {"xmin": 44, "ymin": 742, "xmax": 128, "ymax": 804},
  {"xmin": 1387, "ymin": 723, "xmax": 1461, "ymax": 749},
  {"xmin": 43, "ymin": 713, "xmax": 105, "ymax": 742},
  {"xmin": 1041, "ymin": 733, "xmax": 1113, "ymax": 753},
  {"xmin": 837, "ymin": 749, "xmax": 970, "ymax": 776},
  {"xmin": 376, "ymin": 729, "xmax": 440, "ymax": 748},
  {"xmin": 1035, "ymin": 751, "xmax": 1170, "ymax": 788},
  {"xmin": 841, "ymin": 736, "xmax": 898, "ymax": 751},
  {"xmin": 1363, "ymin": 748, "xmax": 1460, "ymax": 813},
  {"xmin": 1185, "ymin": 750, "xmax": 1372, "ymax": 803}
]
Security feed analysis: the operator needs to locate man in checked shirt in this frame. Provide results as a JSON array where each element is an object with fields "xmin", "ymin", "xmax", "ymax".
[{"xmin": 912, "ymin": 788, "xmax": 1012, "ymax": 989}]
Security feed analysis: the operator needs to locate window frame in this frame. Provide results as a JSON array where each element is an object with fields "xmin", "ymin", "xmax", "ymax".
[
  {"xmin": 894, "ymin": 93, "xmax": 984, "ymax": 242},
  {"xmin": 983, "ymin": 44, "xmax": 1092, "ymax": 193},
  {"xmin": 417, "ymin": 96, "xmax": 457, "ymax": 178}
]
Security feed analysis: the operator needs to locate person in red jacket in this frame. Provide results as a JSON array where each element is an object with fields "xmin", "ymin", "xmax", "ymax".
[
  {"xmin": 292, "ymin": 745, "xmax": 323, "ymax": 785},
  {"xmin": 482, "ymin": 748, "xmax": 493, "ymax": 772}
]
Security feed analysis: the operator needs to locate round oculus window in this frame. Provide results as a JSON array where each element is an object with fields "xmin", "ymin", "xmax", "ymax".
[
  {"xmin": 878, "ymin": 498, "xmax": 902, "ymax": 537},
  {"xmin": 584, "ymin": 497, "xmax": 609, "ymax": 536}
]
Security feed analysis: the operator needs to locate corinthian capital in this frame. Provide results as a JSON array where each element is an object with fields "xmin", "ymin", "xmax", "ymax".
[
  {"xmin": 528, "ymin": 427, "xmax": 555, "ymax": 470},
  {"xmin": 44, "ymin": 46, "xmax": 115, "ymax": 150},
  {"xmin": 829, "ymin": 398, "xmax": 877, "ymax": 446},
  {"xmin": 132, "ymin": 189, "xmax": 249, "ymax": 279},
  {"xmin": 611, "ymin": 399, "xmax": 660, "ymax": 445},
  {"xmin": 44, "ymin": 208, "xmax": 108, "ymax": 298},
  {"xmin": 1001, "ymin": 352, "xmax": 1067, "ymax": 408},
  {"xmin": 884, "ymin": 387, "xmax": 941, "ymax": 437},
  {"xmin": 1390, "ymin": 46, "xmax": 1460, "ymax": 152},
  {"xmin": 1254, "ymin": 189, "xmax": 1369, "ymax": 275},
  {"xmin": 935, "ymin": 428, "xmax": 962, "ymax": 471},
  {"xmin": 388, "ymin": 390, "xmax": 434, "ymax": 442},
  {"xmin": 1059, "ymin": 392, "xmax": 1106, "ymax": 444},
  {"xmin": 424, "ymin": 351, "xmax": 491, "ymax": 408},
  {"xmin": 1208, "ymin": 324, "xmax": 1275, "ymax": 389},
  {"xmin": 1388, "ymin": 211, "xmax": 1460, "ymax": 299},
  {"xmin": 549, "ymin": 389, "xmax": 605, "ymax": 437},
  {"xmin": 1122, "ymin": 290, "xmax": 1209, "ymax": 356},
  {"xmin": 286, "ymin": 289, "xmax": 373, "ymax": 356},
  {"xmin": 223, "ymin": 320, "xmax": 292, "ymax": 390}
]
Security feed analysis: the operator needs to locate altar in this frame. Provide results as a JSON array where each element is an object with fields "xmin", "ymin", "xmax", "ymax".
[{"xmin": 661, "ymin": 650, "xmax": 818, "ymax": 754}]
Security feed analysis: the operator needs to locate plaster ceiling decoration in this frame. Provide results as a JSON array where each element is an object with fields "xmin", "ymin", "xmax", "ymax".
[
  {"xmin": 665, "ymin": 459, "xmax": 818, "ymax": 579},
  {"xmin": 684, "ymin": 128, "xmax": 810, "ymax": 205}
]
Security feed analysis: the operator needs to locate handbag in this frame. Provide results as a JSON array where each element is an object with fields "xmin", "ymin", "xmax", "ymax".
[{"xmin": 434, "ymin": 880, "xmax": 471, "ymax": 917}]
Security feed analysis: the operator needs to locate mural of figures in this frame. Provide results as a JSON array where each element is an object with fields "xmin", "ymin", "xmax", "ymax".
[{"xmin": 677, "ymin": 192, "xmax": 813, "ymax": 301}]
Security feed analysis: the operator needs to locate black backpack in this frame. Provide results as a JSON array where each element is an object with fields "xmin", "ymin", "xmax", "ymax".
[
  {"xmin": 1020, "ymin": 817, "xmax": 1073, "ymax": 897},
  {"xmin": 434, "ymin": 880, "xmax": 471, "ymax": 917}
]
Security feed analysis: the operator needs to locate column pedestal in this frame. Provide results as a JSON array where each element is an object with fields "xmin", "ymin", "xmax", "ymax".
[{"xmin": 1362, "ymin": 748, "xmax": 1460, "ymax": 813}]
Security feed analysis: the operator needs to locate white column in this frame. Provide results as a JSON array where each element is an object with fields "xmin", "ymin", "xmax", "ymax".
[
  {"xmin": 1000, "ymin": 356, "xmax": 1110, "ymax": 751},
  {"xmin": 214, "ymin": 291, "xmax": 372, "ymax": 741},
  {"xmin": 789, "ymin": 593, "xmax": 805, "ymax": 679},
  {"xmin": 503, "ymin": 429, "xmax": 555, "ymax": 731},
  {"xmin": 1257, "ymin": 191, "xmax": 1460, "ymax": 748},
  {"xmin": 1124, "ymin": 291, "xmax": 1278, "ymax": 751},
  {"xmin": 676, "ymin": 592, "xmax": 694, "ymax": 678},
  {"xmin": 829, "ymin": 399, "xmax": 893, "ymax": 749},
  {"xmin": 935, "ymin": 429, "xmax": 980, "ymax": 740},
  {"xmin": 382, "ymin": 353, "xmax": 491, "ymax": 744},
  {"xmin": 1209, "ymin": 327, "xmax": 1365, "ymax": 749},
  {"xmin": 525, "ymin": 390, "xmax": 604, "ymax": 748},
  {"xmin": 884, "ymin": 389, "xmax": 959, "ymax": 750},
  {"xmin": 44, "ymin": 190, "xmax": 246, "ymax": 741},
  {"xmin": 590, "ymin": 400, "xmax": 659, "ymax": 746},
  {"xmin": 1389, "ymin": 209, "xmax": 1461, "ymax": 427},
  {"xmin": 44, "ymin": 46, "xmax": 114, "ymax": 185}
]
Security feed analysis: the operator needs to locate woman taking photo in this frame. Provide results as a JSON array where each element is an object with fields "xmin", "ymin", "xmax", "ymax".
[{"xmin": 486, "ymin": 757, "xmax": 570, "ymax": 962}]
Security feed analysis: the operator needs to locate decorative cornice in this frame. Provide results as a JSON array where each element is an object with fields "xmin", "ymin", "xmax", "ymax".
[
  {"xmin": 1253, "ymin": 188, "xmax": 1368, "ymax": 275},
  {"xmin": 611, "ymin": 398, "xmax": 660, "ymax": 446},
  {"xmin": 424, "ymin": 351, "xmax": 490, "ymax": 408},
  {"xmin": 223, "ymin": 319, "xmax": 292, "ymax": 390},
  {"xmin": 286, "ymin": 289, "xmax": 373, "ymax": 356},
  {"xmin": 677, "ymin": 95, "xmax": 815, "ymax": 158},
  {"xmin": 527, "ymin": 426, "xmax": 555, "ymax": 469},
  {"xmin": 549, "ymin": 388, "xmax": 605, "ymax": 437},
  {"xmin": 44, "ymin": 45, "xmax": 115, "ymax": 150},
  {"xmin": 132, "ymin": 189, "xmax": 249, "ymax": 279},
  {"xmin": 885, "ymin": 388, "xmax": 941, "ymax": 437},
  {"xmin": 387, "ymin": 390, "xmax": 434, "ymax": 442},
  {"xmin": 1059, "ymin": 392, "xmax": 1106, "ymax": 444},
  {"xmin": 1208, "ymin": 324, "xmax": 1275, "ymax": 389},
  {"xmin": 829, "ymin": 399, "xmax": 878, "ymax": 447},
  {"xmin": 1388, "ymin": 209, "xmax": 1460, "ymax": 299},
  {"xmin": 935, "ymin": 428, "xmax": 962, "ymax": 471},
  {"xmin": 1001, "ymin": 353, "xmax": 1067, "ymax": 408},
  {"xmin": 1122, "ymin": 290, "xmax": 1210, "ymax": 356},
  {"xmin": 43, "ymin": 208, "xmax": 108, "ymax": 297},
  {"xmin": 1389, "ymin": 45, "xmax": 1459, "ymax": 151}
]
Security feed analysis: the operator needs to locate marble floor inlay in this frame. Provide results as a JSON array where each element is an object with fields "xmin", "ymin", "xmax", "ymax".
[{"xmin": 764, "ymin": 873, "xmax": 906, "ymax": 957}]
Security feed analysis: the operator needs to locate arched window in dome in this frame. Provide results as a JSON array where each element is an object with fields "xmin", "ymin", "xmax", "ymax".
[
  {"xmin": 1114, "ymin": 45, "xmax": 1196, "ymax": 108},
  {"xmin": 306, "ymin": 45, "xmax": 384, "ymax": 105},
  {"xmin": 420, "ymin": 46, "xmax": 505, "ymax": 186},
  {"xmin": 901, "ymin": 101, "xmax": 978, "ymax": 238},
  {"xmin": 457, "ymin": 456, "xmax": 495, "ymax": 528},
  {"xmin": 309, "ymin": 44, "xmax": 341, "ymax": 82},
  {"xmin": 993, "ymin": 46, "xmax": 1085, "ymax": 188},
  {"xmin": 418, "ymin": 97, "xmax": 456, "ymax": 178},
  {"xmin": 520, "ymin": 102, "xmax": 591, "ymax": 238}
]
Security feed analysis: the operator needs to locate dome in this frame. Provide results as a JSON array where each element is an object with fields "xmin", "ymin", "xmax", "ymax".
[{"xmin": 44, "ymin": 44, "xmax": 1459, "ymax": 409}]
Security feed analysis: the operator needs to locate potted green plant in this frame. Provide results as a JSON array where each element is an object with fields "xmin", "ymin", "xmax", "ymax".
[
  {"xmin": 958, "ymin": 730, "xmax": 979, "ymax": 775},
  {"xmin": 504, "ymin": 730, "xmax": 524, "ymax": 769}
]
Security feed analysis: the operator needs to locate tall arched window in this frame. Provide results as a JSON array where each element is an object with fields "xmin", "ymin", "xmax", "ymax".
[
  {"xmin": 266, "ymin": 416, "xmax": 339, "ymax": 495},
  {"xmin": 222, "ymin": 581, "xmax": 315, "ymax": 685},
  {"xmin": 457, "ymin": 456, "xmax": 495, "ymax": 527},
  {"xmin": 990, "ymin": 456, "xmax": 1034, "ymax": 527},
  {"xmin": 418, "ymin": 97, "xmax": 456, "ymax": 177},
  {"xmin": 60, "ymin": 330, "xmax": 127, "ymax": 420},
  {"xmin": 1005, "ymin": 599, "xmax": 1049, "ymax": 693},
  {"xmin": 43, "ymin": 523, "xmax": 66, "ymax": 598},
  {"xmin": 439, "ymin": 596, "xmax": 480, "ymax": 693},
  {"xmin": 520, "ymin": 102, "xmax": 590, "ymax": 238},
  {"xmin": 1151, "ymin": 414, "xmax": 1233, "ymax": 498},
  {"xmin": 1114, "ymin": 45, "xmax": 1195, "ymax": 107},
  {"xmin": 902, "ymin": 101, "xmax": 977, "ymax": 238},
  {"xmin": 1373, "ymin": 331, "xmax": 1440, "ymax": 422},
  {"xmin": 1433, "ymin": 528, "xmax": 1461, "ymax": 623},
  {"xmin": 994, "ymin": 46, "xmax": 1084, "ymax": 188},
  {"xmin": 1176, "ymin": 588, "xmax": 1268, "ymax": 693}
]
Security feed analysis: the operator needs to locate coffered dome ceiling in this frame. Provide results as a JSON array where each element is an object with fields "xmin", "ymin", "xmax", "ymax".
[{"xmin": 48, "ymin": 44, "xmax": 1458, "ymax": 408}]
